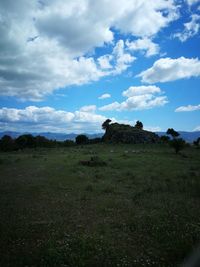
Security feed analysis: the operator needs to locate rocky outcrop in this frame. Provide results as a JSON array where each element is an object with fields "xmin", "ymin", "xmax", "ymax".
[{"xmin": 102, "ymin": 123, "xmax": 159, "ymax": 144}]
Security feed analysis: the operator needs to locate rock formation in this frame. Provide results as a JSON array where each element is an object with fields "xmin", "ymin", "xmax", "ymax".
[{"xmin": 102, "ymin": 122, "xmax": 159, "ymax": 144}]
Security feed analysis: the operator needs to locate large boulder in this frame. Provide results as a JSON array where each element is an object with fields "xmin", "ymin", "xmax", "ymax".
[{"xmin": 102, "ymin": 123, "xmax": 159, "ymax": 144}]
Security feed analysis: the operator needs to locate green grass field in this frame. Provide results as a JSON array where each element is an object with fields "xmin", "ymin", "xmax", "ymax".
[{"xmin": 0, "ymin": 144, "xmax": 200, "ymax": 266}]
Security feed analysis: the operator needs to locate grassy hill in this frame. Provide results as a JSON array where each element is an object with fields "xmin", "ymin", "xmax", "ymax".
[{"xmin": 0, "ymin": 144, "xmax": 200, "ymax": 266}]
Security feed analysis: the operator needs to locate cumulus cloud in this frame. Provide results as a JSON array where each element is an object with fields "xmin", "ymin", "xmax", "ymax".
[
  {"xmin": 98, "ymin": 94, "xmax": 111, "ymax": 100},
  {"xmin": 99, "ymin": 85, "xmax": 168, "ymax": 111},
  {"xmin": 126, "ymin": 38, "xmax": 160, "ymax": 57},
  {"xmin": 138, "ymin": 57, "xmax": 200, "ymax": 83},
  {"xmin": 173, "ymin": 14, "xmax": 200, "ymax": 42},
  {"xmin": 0, "ymin": 0, "xmax": 179, "ymax": 101},
  {"xmin": 0, "ymin": 106, "xmax": 108, "ymax": 133},
  {"xmin": 175, "ymin": 104, "xmax": 200, "ymax": 112}
]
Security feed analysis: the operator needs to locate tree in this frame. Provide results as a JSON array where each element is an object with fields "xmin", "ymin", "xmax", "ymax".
[
  {"xmin": 75, "ymin": 134, "xmax": 88, "ymax": 145},
  {"xmin": 63, "ymin": 140, "xmax": 75, "ymax": 147},
  {"xmin": 170, "ymin": 138, "xmax": 185, "ymax": 154},
  {"xmin": 0, "ymin": 135, "xmax": 15, "ymax": 151},
  {"xmin": 160, "ymin": 135, "xmax": 170, "ymax": 143},
  {"xmin": 135, "ymin": 120, "xmax": 143, "ymax": 130},
  {"xmin": 89, "ymin": 137, "xmax": 102, "ymax": 144},
  {"xmin": 102, "ymin": 119, "xmax": 112, "ymax": 130},
  {"xmin": 193, "ymin": 137, "xmax": 200, "ymax": 148},
  {"xmin": 166, "ymin": 128, "xmax": 180, "ymax": 138},
  {"xmin": 35, "ymin": 135, "xmax": 52, "ymax": 147},
  {"xmin": 15, "ymin": 134, "xmax": 36, "ymax": 149}
]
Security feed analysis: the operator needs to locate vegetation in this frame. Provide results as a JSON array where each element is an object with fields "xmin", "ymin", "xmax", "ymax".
[
  {"xmin": 0, "ymin": 134, "xmax": 103, "ymax": 152},
  {"xmin": 170, "ymin": 138, "xmax": 186, "ymax": 154},
  {"xmin": 0, "ymin": 135, "xmax": 15, "ymax": 151},
  {"xmin": 0, "ymin": 144, "xmax": 199, "ymax": 266},
  {"xmin": 134, "ymin": 120, "xmax": 143, "ymax": 130},
  {"xmin": 160, "ymin": 135, "xmax": 170, "ymax": 143},
  {"xmin": 193, "ymin": 137, "xmax": 200, "ymax": 148},
  {"xmin": 166, "ymin": 128, "xmax": 180, "ymax": 138},
  {"xmin": 166, "ymin": 128, "xmax": 186, "ymax": 154},
  {"xmin": 0, "ymin": 134, "xmax": 59, "ymax": 151},
  {"xmin": 75, "ymin": 134, "xmax": 89, "ymax": 145}
]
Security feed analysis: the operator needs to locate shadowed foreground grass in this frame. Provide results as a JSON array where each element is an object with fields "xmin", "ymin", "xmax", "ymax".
[{"xmin": 0, "ymin": 144, "xmax": 200, "ymax": 266}]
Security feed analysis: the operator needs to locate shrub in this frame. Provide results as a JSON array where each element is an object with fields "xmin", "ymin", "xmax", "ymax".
[
  {"xmin": 76, "ymin": 135, "xmax": 89, "ymax": 145},
  {"xmin": 160, "ymin": 135, "xmax": 170, "ymax": 143},
  {"xmin": 170, "ymin": 138, "xmax": 186, "ymax": 154},
  {"xmin": 0, "ymin": 135, "xmax": 15, "ymax": 151},
  {"xmin": 193, "ymin": 137, "xmax": 200, "ymax": 148},
  {"xmin": 63, "ymin": 140, "xmax": 75, "ymax": 147},
  {"xmin": 15, "ymin": 134, "xmax": 36, "ymax": 149}
]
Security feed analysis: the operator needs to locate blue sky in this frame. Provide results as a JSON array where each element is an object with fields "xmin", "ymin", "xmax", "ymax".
[{"xmin": 0, "ymin": 0, "xmax": 200, "ymax": 133}]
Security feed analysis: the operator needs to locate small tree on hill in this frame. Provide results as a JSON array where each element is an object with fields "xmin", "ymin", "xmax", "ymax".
[
  {"xmin": 102, "ymin": 119, "xmax": 112, "ymax": 130},
  {"xmin": 135, "ymin": 120, "xmax": 143, "ymax": 130},
  {"xmin": 76, "ymin": 134, "xmax": 88, "ymax": 145},
  {"xmin": 166, "ymin": 128, "xmax": 180, "ymax": 138}
]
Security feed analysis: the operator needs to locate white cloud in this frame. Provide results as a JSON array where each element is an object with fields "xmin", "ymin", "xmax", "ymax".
[
  {"xmin": 138, "ymin": 57, "xmax": 200, "ymax": 83},
  {"xmin": 175, "ymin": 104, "xmax": 200, "ymax": 112},
  {"xmin": 122, "ymin": 85, "xmax": 161, "ymax": 97},
  {"xmin": 98, "ymin": 55, "xmax": 113, "ymax": 70},
  {"xmin": 126, "ymin": 38, "xmax": 159, "ymax": 57},
  {"xmin": 173, "ymin": 14, "xmax": 200, "ymax": 42},
  {"xmin": 98, "ymin": 94, "xmax": 111, "ymax": 100},
  {"xmin": 0, "ymin": 0, "xmax": 179, "ymax": 101},
  {"xmin": 193, "ymin": 126, "xmax": 200, "ymax": 131},
  {"xmin": 114, "ymin": 0, "xmax": 178, "ymax": 37},
  {"xmin": 0, "ymin": 106, "xmax": 108, "ymax": 133},
  {"xmin": 99, "ymin": 85, "xmax": 168, "ymax": 111},
  {"xmin": 111, "ymin": 40, "xmax": 136, "ymax": 74},
  {"xmin": 144, "ymin": 126, "xmax": 162, "ymax": 132},
  {"xmin": 79, "ymin": 105, "xmax": 97, "ymax": 113},
  {"xmin": 186, "ymin": 0, "xmax": 200, "ymax": 6}
]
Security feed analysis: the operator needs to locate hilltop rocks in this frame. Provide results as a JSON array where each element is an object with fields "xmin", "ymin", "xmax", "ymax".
[{"xmin": 102, "ymin": 122, "xmax": 159, "ymax": 144}]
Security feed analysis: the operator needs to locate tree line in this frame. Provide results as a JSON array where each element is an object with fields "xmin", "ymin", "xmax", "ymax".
[{"xmin": 0, "ymin": 134, "xmax": 102, "ymax": 152}]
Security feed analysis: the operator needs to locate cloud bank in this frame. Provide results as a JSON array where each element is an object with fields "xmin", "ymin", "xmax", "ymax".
[{"xmin": 0, "ymin": 106, "xmax": 108, "ymax": 133}]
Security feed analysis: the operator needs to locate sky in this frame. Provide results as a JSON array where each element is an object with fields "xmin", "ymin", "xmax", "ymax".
[{"xmin": 0, "ymin": 0, "xmax": 200, "ymax": 134}]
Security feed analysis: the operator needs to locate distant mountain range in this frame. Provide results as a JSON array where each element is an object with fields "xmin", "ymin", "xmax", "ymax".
[
  {"xmin": 0, "ymin": 131, "xmax": 200, "ymax": 143},
  {"xmin": 156, "ymin": 131, "xmax": 200, "ymax": 143}
]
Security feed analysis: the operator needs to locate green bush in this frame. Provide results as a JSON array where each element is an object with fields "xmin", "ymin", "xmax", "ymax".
[{"xmin": 170, "ymin": 138, "xmax": 186, "ymax": 154}]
